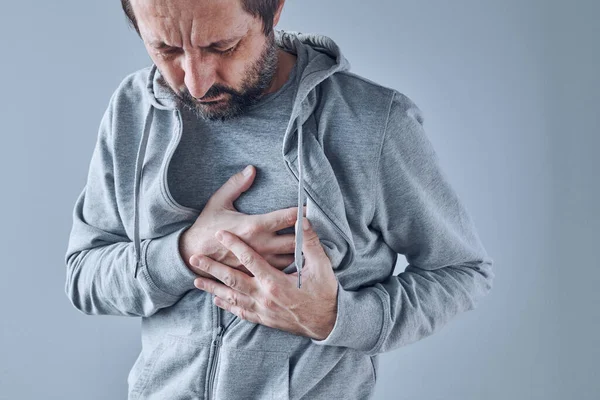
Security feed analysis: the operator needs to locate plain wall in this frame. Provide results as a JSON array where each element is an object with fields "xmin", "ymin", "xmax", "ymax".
[{"xmin": 1, "ymin": 1, "xmax": 597, "ymax": 399}]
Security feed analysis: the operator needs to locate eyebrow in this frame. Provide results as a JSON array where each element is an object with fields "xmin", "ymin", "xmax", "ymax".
[{"xmin": 150, "ymin": 36, "xmax": 242, "ymax": 49}]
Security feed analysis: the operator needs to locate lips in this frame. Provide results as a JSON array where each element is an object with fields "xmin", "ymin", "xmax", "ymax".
[{"xmin": 199, "ymin": 94, "xmax": 225, "ymax": 103}]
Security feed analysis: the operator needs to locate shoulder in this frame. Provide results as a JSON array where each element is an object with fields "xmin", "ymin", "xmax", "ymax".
[
  {"xmin": 107, "ymin": 66, "xmax": 153, "ymax": 113},
  {"xmin": 322, "ymin": 70, "xmax": 423, "ymax": 127},
  {"xmin": 324, "ymin": 70, "xmax": 395, "ymax": 111},
  {"xmin": 316, "ymin": 70, "xmax": 425, "ymax": 154},
  {"xmin": 98, "ymin": 66, "xmax": 154, "ymax": 147}
]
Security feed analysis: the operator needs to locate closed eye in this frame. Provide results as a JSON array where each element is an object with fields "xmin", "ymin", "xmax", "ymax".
[
  {"xmin": 157, "ymin": 47, "xmax": 181, "ymax": 58},
  {"xmin": 216, "ymin": 45, "xmax": 238, "ymax": 56},
  {"xmin": 155, "ymin": 44, "xmax": 238, "ymax": 58}
]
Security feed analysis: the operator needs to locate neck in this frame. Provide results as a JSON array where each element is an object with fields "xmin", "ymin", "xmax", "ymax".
[{"xmin": 265, "ymin": 48, "xmax": 297, "ymax": 94}]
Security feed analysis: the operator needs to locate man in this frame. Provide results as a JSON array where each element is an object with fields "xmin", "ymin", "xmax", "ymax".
[{"xmin": 64, "ymin": 0, "xmax": 495, "ymax": 399}]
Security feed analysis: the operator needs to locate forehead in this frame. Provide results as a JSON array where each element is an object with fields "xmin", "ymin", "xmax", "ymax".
[{"xmin": 132, "ymin": 0, "xmax": 255, "ymax": 46}]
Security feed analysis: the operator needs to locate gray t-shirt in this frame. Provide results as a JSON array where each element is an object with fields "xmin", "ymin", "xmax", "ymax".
[{"xmin": 167, "ymin": 49, "xmax": 306, "ymax": 324}]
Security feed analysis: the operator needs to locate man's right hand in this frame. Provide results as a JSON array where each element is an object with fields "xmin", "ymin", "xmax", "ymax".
[{"xmin": 179, "ymin": 165, "xmax": 306, "ymax": 280}]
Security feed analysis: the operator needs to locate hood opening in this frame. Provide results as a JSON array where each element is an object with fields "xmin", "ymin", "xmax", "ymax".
[{"xmin": 132, "ymin": 30, "xmax": 351, "ymax": 290}]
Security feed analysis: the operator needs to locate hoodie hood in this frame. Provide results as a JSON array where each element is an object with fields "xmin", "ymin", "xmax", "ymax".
[{"xmin": 133, "ymin": 29, "xmax": 351, "ymax": 289}]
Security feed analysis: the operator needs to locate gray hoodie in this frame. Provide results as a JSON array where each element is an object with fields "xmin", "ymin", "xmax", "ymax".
[{"xmin": 65, "ymin": 29, "xmax": 495, "ymax": 399}]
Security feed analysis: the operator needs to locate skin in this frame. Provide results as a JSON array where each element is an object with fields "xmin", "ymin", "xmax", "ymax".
[
  {"xmin": 192, "ymin": 219, "xmax": 338, "ymax": 340},
  {"xmin": 131, "ymin": 0, "xmax": 298, "ymax": 121},
  {"xmin": 129, "ymin": 0, "xmax": 338, "ymax": 339}
]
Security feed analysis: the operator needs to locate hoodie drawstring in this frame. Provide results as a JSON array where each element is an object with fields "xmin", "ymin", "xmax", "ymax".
[{"xmin": 295, "ymin": 114, "xmax": 305, "ymax": 288}]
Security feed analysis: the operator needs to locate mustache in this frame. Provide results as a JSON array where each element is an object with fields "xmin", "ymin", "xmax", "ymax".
[{"xmin": 180, "ymin": 86, "xmax": 235, "ymax": 102}]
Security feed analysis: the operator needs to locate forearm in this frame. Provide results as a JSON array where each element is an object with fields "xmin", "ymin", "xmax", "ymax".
[
  {"xmin": 311, "ymin": 259, "xmax": 494, "ymax": 354},
  {"xmin": 65, "ymin": 204, "xmax": 198, "ymax": 317}
]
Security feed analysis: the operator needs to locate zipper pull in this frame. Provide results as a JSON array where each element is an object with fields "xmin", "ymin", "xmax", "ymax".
[{"xmin": 213, "ymin": 325, "xmax": 224, "ymax": 346}]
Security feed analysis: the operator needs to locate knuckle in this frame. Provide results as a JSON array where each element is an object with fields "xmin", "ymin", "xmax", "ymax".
[
  {"xmin": 307, "ymin": 234, "xmax": 321, "ymax": 247},
  {"xmin": 226, "ymin": 293, "xmax": 237, "ymax": 306},
  {"xmin": 230, "ymin": 172, "xmax": 243, "ymax": 184},
  {"xmin": 240, "ymin": 224, "xmax": 258, "ymax": 237},
  {"xmin": 249, "ymin": 223, "xmax": 261, "ymax": 235},
  {"xmin": 264, "ymin": 281, "xmax": 278, "ymax": 297},
  {"xmin": 240, "ymin": 252, "xmax": 255, "ymax": 267},
  {"xmin": 198, "ymin": 256, "xmax": 210, "ymax": 270},
  {"xmin": 263, "ymin": 296, "xmax": 276, "ymax": 310},
  {"xmin": 247, "ymin": 284, "xmax": 259, "ymax": 297},
  {"xmin": 287, "ymin": 210, "xmax": 297, "ymax": 225},
  {"xmin": 287, "ymin": 239, "xmax": 297, "ymax": 252},
  {"xmin": 222, "ymin": 273, "xmax": 237, "ymax": 288}
]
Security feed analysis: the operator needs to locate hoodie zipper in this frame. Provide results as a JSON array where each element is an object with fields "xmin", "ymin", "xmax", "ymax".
[
  {"xmin": 206, "ymin": 323, "xmax": 223, "ymax": 400},
  {"xmin": 206, "ymin": 307, "xmax": 237, "ymax": 400}
]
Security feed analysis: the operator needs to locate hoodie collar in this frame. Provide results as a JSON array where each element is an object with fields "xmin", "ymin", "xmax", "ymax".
[{"xmin": 134, "ymin": 30, "xmax": 351, "ymax": 289}]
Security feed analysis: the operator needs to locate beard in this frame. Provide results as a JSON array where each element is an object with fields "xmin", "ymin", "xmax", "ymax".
[{"xmin": 171, "ymin": 30, "xmax": 279, "ymax": 122}]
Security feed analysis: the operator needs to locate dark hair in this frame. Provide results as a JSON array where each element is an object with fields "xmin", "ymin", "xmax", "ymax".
[{"xmin": 120, "ymin": 0, "xmax": 282, "ymax": 37}]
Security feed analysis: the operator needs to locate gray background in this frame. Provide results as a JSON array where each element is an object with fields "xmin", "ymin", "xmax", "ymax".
[{"xmin": 1, "ymin": 0, "xmax": 598, "ymax": 399}]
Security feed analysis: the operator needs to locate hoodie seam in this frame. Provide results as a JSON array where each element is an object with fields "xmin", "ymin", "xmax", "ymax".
[
  {"xmin": 370, "ymin": 90, "xmax": 396, "ymax": 225},
  {"xmin": 336, "ymin": 70, "xmax": 396, "ymax": 92}
]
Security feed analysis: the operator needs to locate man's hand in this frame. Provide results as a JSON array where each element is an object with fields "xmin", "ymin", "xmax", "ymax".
[
  {"xmin": 179, "ymin": 165, "xmax": 306, "ymax": 279},
  {"xmin": 188, "ymin": 217, "xmax": 339, "ymax": 341}
]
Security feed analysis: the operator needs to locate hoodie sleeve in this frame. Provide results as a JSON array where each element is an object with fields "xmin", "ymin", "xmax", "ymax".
[
  {"xmin": 311, "ymin": 90, "xmax": 495, "ymax": 354},
  {"xmin": 64, "ymin": 89, "xmax": 198, "ymax": 317}
]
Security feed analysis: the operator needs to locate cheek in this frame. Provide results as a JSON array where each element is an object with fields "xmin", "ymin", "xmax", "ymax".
[
  {"xmin": 217, "ymin": 56, "xmax": 254, "ymax": 87},
  {"xmin": 154, "ymin": 59, "xmax": 185, "ymax": 90},
  {"xmin": 217, "ymin": 61, "xmax": 243, "ymax": 83}
]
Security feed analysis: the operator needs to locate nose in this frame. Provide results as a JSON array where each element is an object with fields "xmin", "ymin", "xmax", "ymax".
[{"xmin": 182, "ymin": 52, "xmax": 216, "ymax": 100}]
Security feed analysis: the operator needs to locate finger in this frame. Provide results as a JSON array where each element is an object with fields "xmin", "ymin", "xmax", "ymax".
[
  {"xmin": 264, "ymin": 253, "xmax": 296, "ymax": 269},
  {"xmin": 256, "ymin": 206, "xmax": 300, "ymax": 233},
  {"xmin": 189, "ymin": 254, "xmax": 256, "ymax": 296},
  {"xmin": 209, "ymin": 165, "xmax": 255, "ymax": 209},
  {"xmin": 213, "ymin": 296, "xmax": 262, "ymax": 325},
  {"xmin": 296, "ymin": 217, "xmax": 329, "ymax": 265},
  {"xmin": 260, "ymin": 233, "xmax": 296, "ymax": 254},
  {"xmin": 194, "ymin": 277, "xmax": 256, "ymax": 311},
  {"xmin": 216, "ymin": 230, "xmax": 279, "ymax": 284},
  {"xmin": 234, "ymin": 264, "xmax": 254, "ymax": 277}
]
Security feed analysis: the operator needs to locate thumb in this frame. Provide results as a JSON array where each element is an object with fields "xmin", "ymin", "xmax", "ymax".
[{"xmin": 210, "ymin": 165, "xmax": 255, "ymax": 209}]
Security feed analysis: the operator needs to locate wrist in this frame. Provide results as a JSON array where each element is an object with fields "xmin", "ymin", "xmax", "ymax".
[{"xmin": 179, "ymin": 228, "xmax": 214, "ymax": 280}]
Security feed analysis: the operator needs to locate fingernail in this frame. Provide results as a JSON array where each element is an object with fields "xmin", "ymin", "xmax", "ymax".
[
  {"xmin": 243, "ymin": 165, "xmax": 252, "ymax": 176},
  {"xmin": 215, "ymin": 231, "xmax": 224, "ymax": 241}
]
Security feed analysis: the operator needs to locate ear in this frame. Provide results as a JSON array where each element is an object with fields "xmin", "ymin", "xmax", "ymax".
[{"xmin": 272, "ymin": 0, "xmax": 286, "ymax": 27}]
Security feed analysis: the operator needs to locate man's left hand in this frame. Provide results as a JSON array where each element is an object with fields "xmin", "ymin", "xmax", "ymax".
[{"xmin": 188, "ymin": 217, "xmax": 338, "ymax": 341}]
